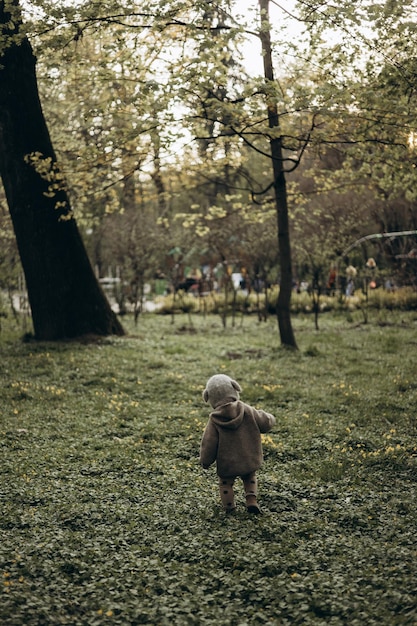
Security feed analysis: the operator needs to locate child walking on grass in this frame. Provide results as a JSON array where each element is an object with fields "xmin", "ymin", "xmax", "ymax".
[{"xmin": 200, "ymin": 374, "xmax": 276, "ymax": 514}]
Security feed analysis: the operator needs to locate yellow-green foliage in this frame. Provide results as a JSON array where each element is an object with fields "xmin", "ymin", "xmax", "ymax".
[
  {"xmin": 156, "ymin": 287, "xmax": 417, "ymax": 317},
  {"xmin": 368, "ymin": 286, "xmax": 417, "ymax": 310}
]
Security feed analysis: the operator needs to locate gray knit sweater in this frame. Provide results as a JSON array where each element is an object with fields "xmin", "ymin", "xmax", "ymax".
[{"xmin": 200, "ymin": 400, "xmax": 276, "ymax": 478}]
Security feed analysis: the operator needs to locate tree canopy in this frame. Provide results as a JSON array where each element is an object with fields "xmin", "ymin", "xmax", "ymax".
[{"xmin": 1, "ymin": 0, "xmax": 416, "ymax": 338}]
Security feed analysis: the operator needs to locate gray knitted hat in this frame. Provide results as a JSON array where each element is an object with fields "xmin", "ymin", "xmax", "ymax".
[{"xmin": 203, "ymin": 374, "xmax": 242, "ymax": 408}]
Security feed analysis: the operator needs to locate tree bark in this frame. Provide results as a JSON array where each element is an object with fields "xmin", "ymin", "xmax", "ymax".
[
  {"xmin": 0, "ymin": 1, "xmax": 124, "ymax": 340},
  {"xmin": 259, "ymin": 0, "xmax": 297, "ymax": 349}
]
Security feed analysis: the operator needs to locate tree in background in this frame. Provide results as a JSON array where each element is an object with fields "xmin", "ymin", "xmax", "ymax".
[
  {"xmin": 258, "ymin": 0, "xmax": 299, "ymax": 347},
  {"xmin": 295, "ymin": 0, "xmax": 417, "ymax": 269},
  {"xmin": 0, "ymin": 0, "xmax": 124, "ymax": 339},
  {"xmin": 168, "ymin": 0, "xmax": 302, "ymax": 345}
]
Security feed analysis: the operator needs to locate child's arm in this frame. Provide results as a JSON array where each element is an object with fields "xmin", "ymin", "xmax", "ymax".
[
  {"xmin": 199, "ymin": 421, "xmax": 218, "ymax": 469},
  {"xmin": 247, "ymin": 405, "xmax": 276, "ymax": 433}
]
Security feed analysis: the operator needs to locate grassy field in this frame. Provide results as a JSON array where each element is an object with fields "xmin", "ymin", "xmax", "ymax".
[{"xmin": 1, "ymin": 311, "xmax": 417, "ymax": 625}]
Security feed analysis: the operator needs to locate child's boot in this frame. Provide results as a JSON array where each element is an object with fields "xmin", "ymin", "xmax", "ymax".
[
  {"xmin": 243, "ymin": 472, "xmax": 261, "ymax": 514},
  {"xmin": 245, "ymin": 494, "xmax": 261, "ymax": 514}
]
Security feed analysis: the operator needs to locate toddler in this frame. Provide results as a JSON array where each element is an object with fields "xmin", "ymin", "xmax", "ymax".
[{"xmin": 200, "ymin": 374, "xmax": 276, "ymax": 514}]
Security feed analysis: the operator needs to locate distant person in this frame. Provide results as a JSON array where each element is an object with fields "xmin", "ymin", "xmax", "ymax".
[
  {"xmin": 327, "ymin": 266, "xmax": 337, "ymax": 295},
  {"xmin": 346, "ymin": 279, "xmax": 355, "ymax": 297},
  {"xmin": 345, "ymin": 265, "xmax": 357, "ymax": 296},
  {"xmin": 200, "ymin": 374, "xmax": 276, "ymax": 515}
]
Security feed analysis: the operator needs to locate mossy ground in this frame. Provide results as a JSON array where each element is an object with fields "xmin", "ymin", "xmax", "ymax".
[{"xmin": 1, "ymin": 311, "xmax": 417, "ymax": 625}]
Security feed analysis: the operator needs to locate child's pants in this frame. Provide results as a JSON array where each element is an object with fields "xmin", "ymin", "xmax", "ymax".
[{"xmin": 218, "ymin": 472, "xmax": 258, "ymax": 511}]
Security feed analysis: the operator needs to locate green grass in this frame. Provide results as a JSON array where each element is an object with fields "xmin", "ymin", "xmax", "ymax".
[{"xmin": 1, "ymin": 312, "xmax": 417, "ymax": 625}]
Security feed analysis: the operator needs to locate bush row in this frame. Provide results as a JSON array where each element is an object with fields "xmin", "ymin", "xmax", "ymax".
[{"xmin": 155, "ymin": 286, "xmax": 417, "ymax": 316}]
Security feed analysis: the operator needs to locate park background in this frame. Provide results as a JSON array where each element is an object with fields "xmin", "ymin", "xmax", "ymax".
[
  {"xmin": 1, "ymin": 1, "xmax": 417, "ymax": 624},
  {"xmin": 0, "ymin": 0, "xmax": 416, "ymax": 335}
]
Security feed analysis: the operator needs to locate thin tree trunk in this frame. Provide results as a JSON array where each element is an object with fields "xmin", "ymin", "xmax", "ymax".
[
  {"xmin": 259, "ymin": 0, "xmax": 297, "ymax": 349},
  {"xmin": 0, "ymin": 1, "xmax": 124, "ymax": 340}
]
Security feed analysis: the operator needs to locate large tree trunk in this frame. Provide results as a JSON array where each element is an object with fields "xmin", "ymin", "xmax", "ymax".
[
  {"xmin": 0, "ymin": 1, "xmax": 124, "ymax": 340},
  {"xmin": 259, "ymin": 0, "xmax": 297, "ymax": 349}
]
